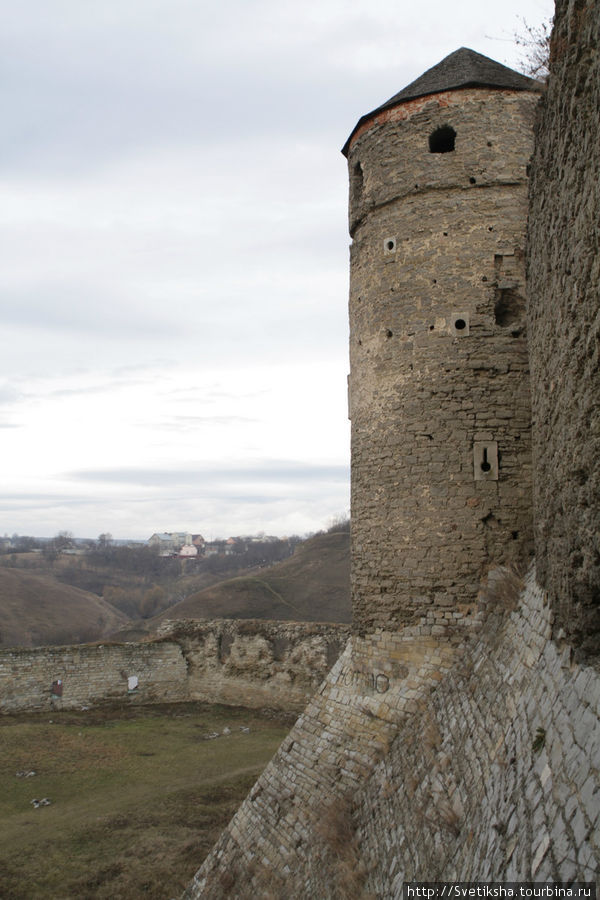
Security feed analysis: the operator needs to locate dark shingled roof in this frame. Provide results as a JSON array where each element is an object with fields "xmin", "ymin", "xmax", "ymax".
[{"xmin": 342, "ymin": 47, "xmax": 539, "ymax": 156}]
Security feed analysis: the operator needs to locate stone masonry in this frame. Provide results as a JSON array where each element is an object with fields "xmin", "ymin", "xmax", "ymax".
[
  {"xmin": 184, "ymin": 570, "xmax": 600, "ymax": 897},
  {"xmin": 0, "ymin": 620, "xmax": 349, "ymax": 715},
  {"xmin": 346, "ymin": 57, "xmax": 539, "ymax": 633},
  {"xmin": 527, "ymin": 0, "xmax": 600, "ymax": 660},
  {"xmin": 183, "ymin": 29, "xmax": 600, "ymax": 897}
]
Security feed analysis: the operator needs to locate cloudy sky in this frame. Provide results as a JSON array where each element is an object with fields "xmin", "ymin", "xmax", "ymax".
[{"xmin": 0, "ymin": 0, "xmax": 552, "ymax": 541}]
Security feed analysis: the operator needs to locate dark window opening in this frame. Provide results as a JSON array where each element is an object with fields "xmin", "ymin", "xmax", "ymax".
[
  {"xmin": 495, "ymin": 288, "xmax": 524, "ymax": 326},
  {"xmin": 429, "ymin": 125, "xmax": 456, "ymax": 153},
  {"xmin": 352, "ymin": 161, "xmax": 364, "ymax": 200}
]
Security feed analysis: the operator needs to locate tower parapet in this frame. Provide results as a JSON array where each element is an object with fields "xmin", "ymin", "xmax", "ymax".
[{"xmin": 345, "ymin": 49, "xmax": 540, "ymax": 633}]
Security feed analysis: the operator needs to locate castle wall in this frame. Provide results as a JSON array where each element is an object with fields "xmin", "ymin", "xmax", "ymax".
[
  {"xmin": 347, "ymin": 88, "xmax": 538, "ymax": 632},
  {"xmin": 161, "ymin": 619, "xmax": 349, "ymax": 712},
  {"xmin": 356, "ymin": 572, "xmax": 599, "ymax": 892},
  {"xmin": 181, "ymin": 30, "xmax": 600, "ymax": 897},
  {"xmin": 183, "ymin": 571, "xmax": 600, "ymax": 897},
  {"xmin": 0, "ymin": 640, "xmax": 188, "ymax": 713},
  {"xmin": 527, "ymin": 0, "xmax": 600, "ymax": 660},
  {"xmin": 0, "ymin": 620, "xmax": 349, "ymax": 715}
]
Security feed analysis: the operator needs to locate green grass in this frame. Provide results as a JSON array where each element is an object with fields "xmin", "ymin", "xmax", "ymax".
[{"xmin": 0, "ymin": 702, "xmax": 290, "ymax": 899}]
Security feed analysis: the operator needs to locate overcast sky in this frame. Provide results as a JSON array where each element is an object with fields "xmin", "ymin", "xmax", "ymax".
[{"xmin": 0, "ymin": 0, "xmax": 553, "ymax": 540}]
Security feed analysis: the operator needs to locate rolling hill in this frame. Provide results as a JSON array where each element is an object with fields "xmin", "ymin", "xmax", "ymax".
[
  {"xmin": 148, "ymin": 530, "xmax": 351, "ymax": 629},
  {"xmin": 0, "ymin": 567, "xmax": 128, "ymax": 649}
]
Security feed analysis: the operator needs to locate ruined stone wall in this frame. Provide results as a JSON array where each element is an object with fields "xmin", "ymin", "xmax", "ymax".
[
  {"xmin": 0, "ymin": 640, "xmax": 188, "ymax": 713},
  {"xmin": 0, "ymin": 620, "xmax": 349, "ymax": 715},
  {"xmin": 160, "ymin": 619, "xmax": 350, "ymax": 712},
  {"xmin": 183, "ymin": 570, "xmax": 600, "ymax": 897},
  {"xmin": 347, "ymin": 88, "xmax": 538, "ymax": 633},
  {"xmin": 527, "ymin": 0, "xmax": 600, "ymax": 660}
]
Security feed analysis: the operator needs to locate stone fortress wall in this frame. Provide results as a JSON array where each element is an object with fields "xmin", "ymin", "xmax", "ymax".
[
  {"xmin": 185, "ymin": 569, "xmax": 599, "ymax": 898},
  {"xmin": 0, "ymin": 620, "xmax": 350, "ymax": 715},
  {"xmin": 183, "ymin": 1, "xmax": 600, "ymax": 894},
  {"xmin": 527, "ymin": 0, "xmax": 600, "ymax": 660},
  {"xmin": 348, "ymin": 86, "xmax": 537, "ymax": 632}
]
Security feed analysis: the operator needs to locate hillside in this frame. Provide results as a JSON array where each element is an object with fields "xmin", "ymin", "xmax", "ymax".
[
  {"xmin": 0, "ymin": 567, "xmax": 128, "ymax": 649},
  {"xmin": 149, "ymin": 530, "xmax": 350, "ymax": 628}
]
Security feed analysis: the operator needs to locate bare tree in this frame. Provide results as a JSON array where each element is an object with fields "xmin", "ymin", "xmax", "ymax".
[{"xmin": 514, "ymin": 15, "xmax": 553, "ymax": 80}]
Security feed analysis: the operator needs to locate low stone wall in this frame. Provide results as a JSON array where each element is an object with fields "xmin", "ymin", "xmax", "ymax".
[
  {"xmin": 0, "ymin": 640, "xmax": 188, "ymax": 713},
  {"xmin": 184, "ymin": 569, "xmax": 600, "ymax": 897},
  {"xmin": 161, "ymin": 619, "xmax": 350, "ymax": 712},
  {"xmin": 0, "ymin": 620, "xmax": 350, "ymax": 715}
]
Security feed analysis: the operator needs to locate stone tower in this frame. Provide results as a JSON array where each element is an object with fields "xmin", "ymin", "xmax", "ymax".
[{"xmin": 344, "ymin": 48, "xmax": 540, "ymax": 633}]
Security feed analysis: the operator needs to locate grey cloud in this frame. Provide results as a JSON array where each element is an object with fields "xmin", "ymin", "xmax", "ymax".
[
  {"xmin": 68, "ymin": 462, "xmax": 349, "ymax": 488},
  {"xmin": 165, "ymin": 416, "xmax": 258, "ymax": 427},
  {"xmin": 0, "ymin": 383, "xmax": 24, "ymax": 406},
  {"xmin": 0, "ymin": 284, "xmax": 183, "ymax": 339},
  {"xmin": 0, "ymin": 1, "xmax": 412, "ymax": 176}
]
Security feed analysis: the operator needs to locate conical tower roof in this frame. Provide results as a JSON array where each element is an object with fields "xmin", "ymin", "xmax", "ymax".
[{"xmin": 342, "ymin": 47, "xmax": 539, "ymax": 156}]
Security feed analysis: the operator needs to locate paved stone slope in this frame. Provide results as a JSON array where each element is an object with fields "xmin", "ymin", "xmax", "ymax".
[
  {"xmin": 527, "ymin": 0, "xmax": 600, "ymax": 660},
  {"xmin": 183, "ymin": 570, "xmax": 599, "ymax": 897},
  {"xmin": 357, "ymin": 571, "xmax": 599, "ymax": 891}
]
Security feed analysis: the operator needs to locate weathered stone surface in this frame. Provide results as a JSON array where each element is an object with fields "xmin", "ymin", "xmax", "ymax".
[
  {"xmin": 527, "ymin": 0, "xmax": 600, "ymax": 660},
  {"xmin": 0, "ymin": 640, "xmax": 188, "ymax": 712},
  {"xmin": 181, "ymin": 25, "xmax": 600, "ymax": 895},
  {"xmin": 347, "ymin": 86, "xmax": 538, "ymax": 633},
  {"xmin": 162, "ymin": 619, "xmax": 350, "ymax": 712},
  {"xmin": 183, "ymin": 572, "xmax": 600, "ymax": 896},
  {"xmin": 0, "ymin": 620, "xmax": 350, "ymax": 714}
]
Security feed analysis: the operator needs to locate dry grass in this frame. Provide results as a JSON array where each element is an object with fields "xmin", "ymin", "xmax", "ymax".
[
  {"xmin": 0, "ymin": 702, "xmax": 289, "ymax": 899},
  {"xmin": 155, "ymin": 531, "xmax": 351, "ymax": 625},
  {"xmin": 0, "ymin": 567, "xmax": 127, "ymax": 649},
  {"xmin": 481, "ymin": 566, "xmax": 525, "ymax": 614},
  {"xmin": 315, "ymin": 797, "xmax": 374, "ymax": 899}
]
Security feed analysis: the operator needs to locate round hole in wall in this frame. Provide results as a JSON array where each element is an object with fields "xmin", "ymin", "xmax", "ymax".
[
  {"xmin": 511, "ymin": 531, "xmax": 519, "ymax": 540},
  {"xmin": 482, "ymin": 276, "xmax": 488, "ymax": 282},
  {"xmin": 432, "ymin": 279, "xmax": 437, "ymax": 284},
  {"xmin": 487, "ymin": 141, "xmax": 493, "ymax": 147},
  {"xmin": 469, "ymin": 177, "xmax": 476, "ymax": 184},
  {"xmin": 429, "ymin": 325, "xmax": 434, "ymax": 331},
  {"xmin": 488, "ymin": 226, "xmax": 494, "ymax": 232},
  {"xmin": 481, "ymin": 460, "xmax": 491, "ymax": 473},
  {"xmin": 386, "ymin": 240, "xmax": 395, "ymax": 251},
  {"xmin": 454, "ymin": 318, "xmax": 467, "ymax": 331},
  {"xmin": 386, "ymin": 329, "xmax": 393, "ymax": 338}
]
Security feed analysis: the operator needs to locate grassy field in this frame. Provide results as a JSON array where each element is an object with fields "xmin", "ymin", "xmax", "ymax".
[{"xmin": 0, "ymin": 702, "xmax": 291, "ymax": 899}]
